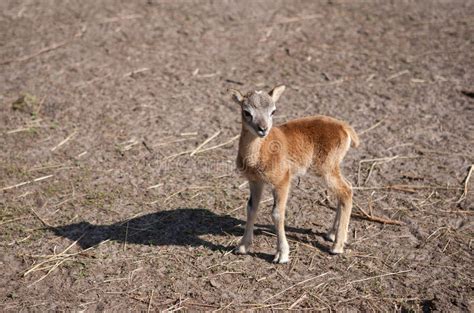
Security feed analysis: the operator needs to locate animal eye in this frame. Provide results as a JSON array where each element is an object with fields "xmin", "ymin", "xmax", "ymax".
[
  {"xmin": 243, "ymin": 110, "xmax": 252, "ymax": 118},
  {"xmin": 271, "ymin": 109, "xmax": 276, "ymax": 116}
]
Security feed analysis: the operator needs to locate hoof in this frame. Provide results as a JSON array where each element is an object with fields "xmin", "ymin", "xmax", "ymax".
[
  {"xmin": 330, "ymin": 244, "xmax": 344, "ymax": 255},
  {"xmin": 272, "ymin": 251, "xmax": 289, "ymax": 264},
  {"xmin": 325, "ymin": 232, "xmax": 348, "ymax": 244},
  {"xmin": 235, "ymin": 244, "xmax": 249, "ymax": 255},
  {"xmin": 325, "ymin": 232, "xmax": 336, "ymax": 242}
]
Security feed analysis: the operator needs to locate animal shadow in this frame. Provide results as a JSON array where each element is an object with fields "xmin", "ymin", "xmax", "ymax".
[{"xmin": 52, "ymin": 208, "xmax": 330, "ymax": 259}]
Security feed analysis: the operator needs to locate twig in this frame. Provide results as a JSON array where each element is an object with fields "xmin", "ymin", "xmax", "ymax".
[
  {"xmin": 153, "ymin": 138, "xmax": 193, "ymax": 147},
  {"xmin": 353, "ymin": 203, "xmax": 404, "ymax": 225},
  {"xmin": 186, "ymin": 302, "xmax": 219, "ymax": 308},
  {"xmin": 117, "ymin": 138, "xmax": 139, "ymax": 152},
  {"xmin": 51, "ymin": 131, "xmax": 77, "ymax": 152},
  {"xmin": 147, "ymin": 290, "xmax": 154, "ymax": 313},
  {"xmin": 30, "ymin": 246, "xmax": 96, "ymax": 259},
  {"xmin": 208, "ymin": 271, "xmax": 243, "ymax": 278},
  {"xmin": 163, "ymin": 149, "xmax": 194, "ymax": 161},
  {"xmin": 123, "ymin": 221, "xmax": 130, "ymax": 251},
  {"xmin": 238, "ymin": 181, "xmax": 248, "ymax": 189},
  {"xmin": 359, "ymin": 119, "xmax": 385, "ymax": 135},
  {"xmin": 196, "ymin": 72, "xmax": 220, "ymax": 78},
  {"xmin": 36, "ymin": 95, "xmax": 47, "ymax": 116},
  {"xmin": 358, "ymin": 155, "xmax": 410, "ymax": 186},
  {"xmin": 164, "ymin": 186, "xmax": 214, "ymax": 204},
  {"xmin": 190, "ymin": 131, "xmax": 221, "ymax": 156},
  {"xmin": 77, "ymin": 151, "xmax": 88, "ymax": 158},
  {"xmin": 28, "ymin": 258, "xmax": 72, "ymax": 287},
  {"xmin": 0, "ymin": 216, "xmax": 29, "ymax": 226},
  {"xmin": 1, "ymin": 26, "xmax": 86, "ymax": 65},
  {"xmin": 346, "ymin": 269, "xmax": 411, "ymax": 285},
  {"xmin": 142, "ymin": 140, "xmax": 153, "ymax": 153},
  {"xmin": 164, "ymin": 298, "xmax": 189, "ymax": 312},
  {"xmin": 359, "ymin": 155, "xmax": 400, "ymax": 186},
  {"xmin": 147, "ymin": 183, "xmax": 163, "ymax": 190},
  {"xmin": 387, "ymin": 70, "xmax": 409, "ymax": 81},
  {"xmin": 29, "ymin": 205, "xmax": 52, "ymax": 227},
  {"xmin": 425, "ymin": 227, "xmax": 449, "ymax": 242},
  {"xmin": 365, "ymin": 74, "xmax": 375, "ymax": 82},
  {"xmin": 457, "ymin": 164, "xmax": 473, "ymax": 202},
  {"xmin": 288, "ymin": 293, "xmax": 307, "ymax": 309},
  {"xmin": 225, "ymin": 78, "xmax": 244, "ymax": 85},
  {"xmin": 7, "ymin": 126, "xmax": 37, "ymax": 134},
  {"xmin": 164, "ymin": 188, "xmax": 187, "ymax": 204},
  {"xmin": 368, "ymin": 193, "xmax": 374, "ymax": 216},
  {"xmin": 441, "ymin": 238, "xmax": 451, "ymax": 253},
  {"xmin": 24, "ymin": 233, "xmax": 85, "ymax": 277},
  {"xmin": 263, "ymin": 272, "xmax": 330, "ymax": 303},
  {"xmin": 243, "ymin": 302, "xmax": 291, "ymax": 309},
  {"xmin": 192, "ymin": 135, "xmax": 240, "ymax": 155},
  {"xmin": 1, "ymin": 174, "xmax": 54, "ymax": 191},
  {"xmin": 353, "ymin": 184, "xmax": 461, "ymax": 192},
  {"xmin": 212, "ymin": 301, "xmax": 234, "ymax": 312},
  {"xmin": 6, "ymin": 119, "xmax": 45, "ymax": 134},
  {"xmin": 123, "ymin": 67, "xmax": 150, "ymax": 78}
]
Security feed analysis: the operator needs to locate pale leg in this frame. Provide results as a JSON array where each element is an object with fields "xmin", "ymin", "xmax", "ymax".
[
  {"xmin": 272, "ymin": 176, "xmax": 290, "ymax": 263},
  {"xmin": 325, "ymin": 168, "xmax": 353, "ymax": 254},
  {"xmin": 235, "ymin": 181, "xmax": 264, "ymax": 254},
  {"xmin": 326, "ymin": 208, "xmax": 340, "ymax": 242}
]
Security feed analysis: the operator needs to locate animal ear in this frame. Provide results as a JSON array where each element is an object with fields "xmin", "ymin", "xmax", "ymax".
[
  {"xmin": 269, "ymin": 85, "xmax": 286, "ymax": 103},
  {"xmin": 228, "ymin": 88, "xmax": 244, "ymax": 104}
]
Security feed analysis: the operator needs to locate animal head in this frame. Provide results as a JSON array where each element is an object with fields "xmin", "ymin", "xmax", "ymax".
[{"xmin": 229, "ymin": 85, "xmax": 286, "ymax": 138}]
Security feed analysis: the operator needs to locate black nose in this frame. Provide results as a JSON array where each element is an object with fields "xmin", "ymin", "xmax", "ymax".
[{"xmin": 257, "ymin": 126, "xmax": 267, "ymax": 132}]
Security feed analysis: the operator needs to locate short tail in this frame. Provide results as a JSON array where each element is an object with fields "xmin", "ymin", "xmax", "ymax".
[{"xmin": 345, "ymin": 125, "xmax": 360, "ymax": 148}]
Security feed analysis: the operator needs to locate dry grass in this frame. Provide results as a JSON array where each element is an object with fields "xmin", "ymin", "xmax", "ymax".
[{"xmin": 1, "ymin": 0, "xmax": 472, "ymax": 311}]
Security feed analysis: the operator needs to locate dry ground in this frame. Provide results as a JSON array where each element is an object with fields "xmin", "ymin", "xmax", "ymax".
[{"xmin": 1, "ymin": 0, "xmax": 473, "ymax": 311}]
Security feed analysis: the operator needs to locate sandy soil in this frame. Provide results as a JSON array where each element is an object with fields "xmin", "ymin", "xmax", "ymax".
[{"xmin": 1, "ymin": 0, "xmax": 473, "ymax": 311}]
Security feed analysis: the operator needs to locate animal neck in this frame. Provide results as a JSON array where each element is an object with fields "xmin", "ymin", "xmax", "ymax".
[{"xmin": 239, "ymin": 123, "xmax": 265, "ymax": 163}]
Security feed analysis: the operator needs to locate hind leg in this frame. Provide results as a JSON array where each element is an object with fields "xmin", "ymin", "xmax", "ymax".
[
  {"xmin": 324, "ymin": 168, "xmax": 353, "ymax": 254},
  {"xmin": 325, "ymin": 208, "xmax": 340, "ymax": 243}
]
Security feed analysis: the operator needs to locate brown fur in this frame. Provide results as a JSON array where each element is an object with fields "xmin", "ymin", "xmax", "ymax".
[{"xmin": 230, "ymin": 86, "xmax": 359, "ymax": 263}]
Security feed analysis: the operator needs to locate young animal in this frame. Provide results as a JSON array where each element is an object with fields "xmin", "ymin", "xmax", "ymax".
[{"xmin": 229, "ymin": 85, "xmax": 359, "ymax": 263}]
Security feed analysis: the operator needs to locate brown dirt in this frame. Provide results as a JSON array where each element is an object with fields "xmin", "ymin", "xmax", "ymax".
[{"xmin": 1, "ymin": 0, "xmax": 473, "ymax": 311}]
